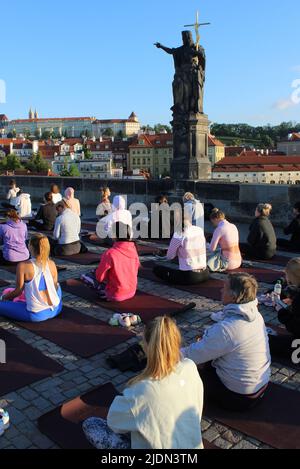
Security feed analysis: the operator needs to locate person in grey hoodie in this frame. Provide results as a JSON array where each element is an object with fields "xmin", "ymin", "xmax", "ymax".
[{"xmin": 182, "ymin": 273, "xmax": 271, "ymax": 411}]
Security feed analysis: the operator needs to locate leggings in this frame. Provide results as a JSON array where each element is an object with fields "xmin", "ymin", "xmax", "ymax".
[
  {"xmin": 0, "ymin": 287, "xmax": 63, "ymax": 322},
  {"xmin": 82, "ymin": 417, "xmax": 131, "ymax": 449},
  {"xmin": 243, "ymin": 244, "xmax": 276, "ymax": 261},
  {"xmin": 153, "ymin": 262, "xmax": 210, "ymax": 285}
]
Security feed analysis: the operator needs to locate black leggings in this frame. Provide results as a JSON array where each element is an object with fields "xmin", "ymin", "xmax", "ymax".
[
  {"xmin": 200, "ymin": 364, "xmax": 268, "ymax": 412},
  {"xmin": 277, "ymin": 238, "xmax": 300, "ymax": 252},
  {"xmin": 268, "ymin": 333, "xmax": 296, "ymax": 360},
  {"xmin": 49, "ymin": 239, "xmax": 82, "ymax": 256},
  {"xmin": 153, "ymin": 262, "xmax": 210, "ymax": 285},
  {"xmin": 243, "ymin": 244, "xmax": 275, "ymax": 260}
]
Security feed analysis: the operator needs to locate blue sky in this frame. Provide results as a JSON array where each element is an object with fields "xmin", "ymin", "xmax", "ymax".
[{"xmin": 1, "ymin": 0, "xmax": 300, "ymax": 126}]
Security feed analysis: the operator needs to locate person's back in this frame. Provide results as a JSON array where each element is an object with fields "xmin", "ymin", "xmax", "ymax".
[
  {"xmin": 211, "ymin": 219, "xmax": 241, "ymax": 270},
  {"xmin": 0, "ymin": 234, "xmax": 63, "ymax": 323},
  {"xmin": 96, "ymin": 240, "xmax": 139, "ymax": 301},
  {"xmin": 39, "ymin": 202, "xmax": 57, "ymax": 231},
  {"xmin": 54, "ymin": 208, "xmax": 81, "ymax": 245},
  {"xmin": 17, "ymin": 193, "xmax": 32, "ymax": 218},
  {"xmin": 172, "ymin": 225, "xmax": 206, "ymax": 271},
  {"xmin": 108, "ymin": 359, "xmax": 203, "ymax": 449},
  {"xmin": 6, "ymin": 184, "xmax": 20, "ymax": 207},
  {"xmin": 182, "ymin": 274, "xmax": 271, "ymax": 397},
  {"xmin": 248, "ymin": 216, "xmax": 276, "ymax": 257},
  {"xmin": 96, "ymin": 195, "xmax": 132, "ymax": 240},
  {"xmin": 0, "ymin": 216, "xmax": 29, "ymax": 262}
]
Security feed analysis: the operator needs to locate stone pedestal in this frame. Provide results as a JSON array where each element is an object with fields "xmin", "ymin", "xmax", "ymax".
[{"xmin": 171, "ymin": 113, "xmax": 212, "ymax": 181}]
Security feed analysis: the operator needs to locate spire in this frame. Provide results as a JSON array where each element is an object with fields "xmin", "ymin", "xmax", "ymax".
[
  {"xmin": 29, "ymin": 107, "xmax": 34, "ymax": 119},
  {"xmin": 34, "ymin": 109, "xmax": 39, "ymax": 119}
]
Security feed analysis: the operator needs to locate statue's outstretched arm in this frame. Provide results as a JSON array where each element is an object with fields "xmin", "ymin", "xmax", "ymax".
[{"xmin": 154, "ymin": 43, "xmax": 173, "ymax": 55}]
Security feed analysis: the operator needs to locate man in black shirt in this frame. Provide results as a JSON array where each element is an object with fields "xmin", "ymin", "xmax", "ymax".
[
  {"xmin": 278, "ymin": 202, "xmax": 300, "ymax": 252},
  {"xmin": 29, "ymin": 192, "xmax": 57, "ymax": 232}
]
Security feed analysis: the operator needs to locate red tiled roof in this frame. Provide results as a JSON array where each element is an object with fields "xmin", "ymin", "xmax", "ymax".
[
  {"xmin": 129, "ymin": 133, "xmax": 173, "ymax": 149},
  {"xmin": 214, "ymin": 165, "xmax": 300, "ymax": 173},
  {"xmin": 208, "ymin": 135, "xmax": 225, "ymax": 147},
  {"xmin": 93, "ymin": 119, "xmax": 133, "ymax": 124},
  {"xmin": 10, "ymin": 117, "xmax": 95, "ymax": 124},
  {"xmin": 215, "ymin": 153, "xmax": 300, "ymax": 167},
  {"xmin": 0, "ymin": 138, "xmax": 31, "ymax": 145}
]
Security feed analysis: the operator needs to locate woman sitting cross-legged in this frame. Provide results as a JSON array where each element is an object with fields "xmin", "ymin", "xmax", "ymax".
[
  {"xmin": 182, "ymin": 273, "xmax": 271, "ymax": 412},
  {"xmin": 51, "ymin": 199, "xmax": 83, "ymax": 256},
  {"xmin": 0, "ymin": 210, "xmax": 29, "ymax": 265},
  {"xmin": 83, "ymin": 316, "xmax": 204, "ymax": 449},
  {"xmin": 0, "ymin": 234, "xmax": 62, "ymax": 322},
  {"xmin": 81, "ymin": 222, "xmax": 140, "ymax": 302},
  {"xmin": 207, "ymin": 209, "xmax": 242, "ymax": 272},
  {"xmin": 244, "ymin": 203, "xmax": 277, "ymax": 260},
  {"xmin": 153, "ymin": 211, "xmax": 210, "ymax": 285},
  {"xmin": 268, "ymin": 258, "xmax": 300, "ymax": 361}
]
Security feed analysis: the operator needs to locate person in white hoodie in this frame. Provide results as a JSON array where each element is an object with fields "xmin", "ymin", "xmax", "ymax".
[
  {"xmin": 15, "ymin": 190, "xmax": 32, "ymax": 219},
  {"xmin": 96, "ymin": 195, "xmax": 132, "ymax": 245},
  {"xmin": 182, "ymin": 273, "xmax": 271, "ymax": 411},
  {"xmin": 83, "ymin": 316, "xmax": 204, "ymax": 449}
]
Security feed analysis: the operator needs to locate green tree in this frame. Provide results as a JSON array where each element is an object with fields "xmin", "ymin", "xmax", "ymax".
[
  {"xmin": 25, "ymin": 152, "xmax": 50, "ymax": 173},
  {"xmin": 102, "ymin": 128, "xmax": 114, "ymax": 137},
  {"xmin": 41, "ymin": 130, "xmax": 52, "ymax": 140},
  {"xmin": 60, "ymin": 163, "xmax": 80, "ymax": 177},
  {"xmin": 261, "ymin": 135, "xmax": 275, "ymax": 149},
  {"xmin": 0, "ymin": 153, "xmax": 23, "ymax": 171},
  {"xmin": 83, "ymin": 145, "xmax": 93, "ymax": 159}
]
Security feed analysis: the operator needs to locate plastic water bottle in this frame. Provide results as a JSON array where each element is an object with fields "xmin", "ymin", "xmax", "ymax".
[{"xmin": 272, "ymin": 280, "xmax": 282, "ymax": 306}]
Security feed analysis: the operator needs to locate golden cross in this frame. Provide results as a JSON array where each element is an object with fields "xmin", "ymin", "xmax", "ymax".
[{"xmin": 184, "ymin": 11, "xmax": 210, "ymax": 50}]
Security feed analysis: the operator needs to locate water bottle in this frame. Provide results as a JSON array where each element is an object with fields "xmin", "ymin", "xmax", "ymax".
[{"xmin": 272, "ymin": 280, "xmax": 282, "ymax": 306}]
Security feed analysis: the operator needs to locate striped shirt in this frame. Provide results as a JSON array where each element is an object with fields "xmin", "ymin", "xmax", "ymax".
[{"xmin": 167, "ymin": 226, "xmax": 207, "ymax": 271}]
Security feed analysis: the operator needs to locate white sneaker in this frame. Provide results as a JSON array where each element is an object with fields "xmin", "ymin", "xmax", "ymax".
[
  {"xmin": 0, "ymin": 409, "xmax": 9, "ymax": 436},
  {"xmin": 211, "ymin": 311, "xmax": 225, "ymax": 322}
]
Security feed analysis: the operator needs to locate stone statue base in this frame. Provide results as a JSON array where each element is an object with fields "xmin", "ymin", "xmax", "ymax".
[{"xmin": 171, "ymin": 113, "xmax": 212, "ymax": 181}]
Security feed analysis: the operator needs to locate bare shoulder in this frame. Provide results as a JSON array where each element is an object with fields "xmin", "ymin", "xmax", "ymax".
[{"xmin": 48, "ymin": 258, "xmax": 58, "ymax": 273}]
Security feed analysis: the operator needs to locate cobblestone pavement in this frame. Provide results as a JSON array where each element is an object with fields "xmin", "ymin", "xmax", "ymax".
[{"xmin": 0, "ymin": 231, "xmax": 298, "ymax": 450}]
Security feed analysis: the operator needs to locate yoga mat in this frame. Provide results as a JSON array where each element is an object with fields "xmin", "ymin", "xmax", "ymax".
[
  {"xmin": 0, "ymin": 279, "xmax": 9, "ymax": 287},
  {"xmin": 61, "ymin": 279, "xmax": 196, "ymax": 324},
  {"xmin": 81, "ymin": 222, "xmax": 97, "ymax": 231},
  {"xmin": 203, "ymin": 380, "xmax": 300, "ymax": 449},
  {"xmin": 38, "ymin": 382, "xmax": 217, "ymax": 450},
  {"xmin": 56, "ymin": 252, "xmax": 100, "ymax": 265},
  {"xmin": 140, "ymin": 261, "xmax": 224, "ymax": 301},
  {"xmin": 82, "ymin": 235, "xmax": 161, "ymax": 256},
  {"xmin": 229, "ymin": 267, "xmax": 284, "ymax": 284},
  {"xmin": 0, "ymin": 329, "xmax": 64, "ymax": 395},
  {"xmin": 16, "ymin": 306, "xmax": 134, "ymax": 358}
]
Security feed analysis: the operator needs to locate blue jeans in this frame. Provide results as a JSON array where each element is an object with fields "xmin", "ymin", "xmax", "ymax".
[{"xmin": 0, "ymin": 286, "xmax": 63, "ymax": 322}]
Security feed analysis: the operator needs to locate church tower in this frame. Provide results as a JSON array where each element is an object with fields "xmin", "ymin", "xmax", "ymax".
[
  {"xmin": 28, "ymin": 107, "xmax": 34, "ymax": 120},
  {"xmin": 34, "ymin": 109, "xmax": 39, "ymax": 119}
]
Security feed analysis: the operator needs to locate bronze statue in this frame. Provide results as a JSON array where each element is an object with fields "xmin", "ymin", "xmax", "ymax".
[{"xmin": 155, "ymin": 31, "xmax": 206, "ymax": 115}]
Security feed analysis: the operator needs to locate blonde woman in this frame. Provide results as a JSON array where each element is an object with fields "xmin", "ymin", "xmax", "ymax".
[
  {"xmin": 0, "ymin": 234, "xmax": 62, "ymax": 322},
  {"xmin": 245, "ymin": 203, "xmax": 277, "ymax": 260},
  {"xmin": 83, "ymin": 317, "xmax": 204, "ymax": 449},
  {"xmin": 269, "ymin": 258, "xmax": 300, "ymax": 359}
]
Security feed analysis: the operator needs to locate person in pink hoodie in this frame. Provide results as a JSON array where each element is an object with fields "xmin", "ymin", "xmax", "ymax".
[
  {"xmin": 81, "ymin": 222, "xmax": 140, "ymax": 302},
  {"xmin": 207, "ymin": 209, "xmax": 242, "ymax": 272}
]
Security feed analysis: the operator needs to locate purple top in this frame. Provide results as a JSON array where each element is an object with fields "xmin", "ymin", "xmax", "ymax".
[{"xmin": 0, "ymin": 219, "xmax": 29, "ymax": 262}]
